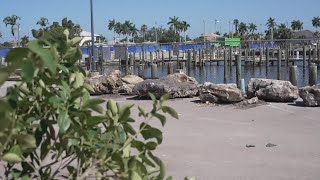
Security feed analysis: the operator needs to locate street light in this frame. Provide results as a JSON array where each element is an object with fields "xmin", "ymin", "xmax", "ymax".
[
  {"xmin": 214, "ymin": 19, "xmax": 219, "ymax": 33},
  {"xmin": 155, "ymin": 22, "xmax": 158, "ymax": 43},
  {"xmin": 203, "ymin": 20, "xmax": 206, "ymax": 46},
  {"xmin": 90, "ymin": 0, "xmax": 96, "ymax": 72}
]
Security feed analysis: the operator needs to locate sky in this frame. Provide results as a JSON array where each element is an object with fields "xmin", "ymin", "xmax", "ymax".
[{"xmin": 0, "ymin": 0, "xmax": 320, "ymax": 42}]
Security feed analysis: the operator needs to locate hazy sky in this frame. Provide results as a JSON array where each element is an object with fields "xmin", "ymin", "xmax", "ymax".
[{"xmin": 0, "ymin": 0, "xmax": 320, "ymax": 42}]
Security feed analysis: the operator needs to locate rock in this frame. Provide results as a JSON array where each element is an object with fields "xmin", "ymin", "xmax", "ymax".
[
  {"xmin": 85, "ymin": 70, "xmax": 123, "ymax": 95},
  {"xmin": 247, "ymin": 78, "xmax": 298, "ymax": 102},
  {"xmin": 118, "ymin": 84, "xmax": 134, "ymax": 95},
  {"xmin": 246, "ymin": 97, "xmax": 259, "ymax": 104},
  {"xmin": 199, "ymin": 93, "xmax": 219, "ymax": 103},
  {"xmin": 234, "ymin": 97, "xmax": 268, "ymax": 110},
  {"xmin": 246, "ymin": 144, "xmax": 256, "ymax": 148},
  {"xmin": 121, "ymin": 75, "xmax": 144, "ymax": 85},
  {"xmin": 166, "ymin": 73, "xmax": 199, "ymax": 85},
  {"xmin": 266, "ymin": 143, "xmax": 277, "ymax": 148},
  {"xmin": 133, "ymin": 73, "xmax": 199, "ymax": 98},
  {"xmin": 299, "ymin": 85, "xmax": 320, "ymax": 107},
  {"xmin": 199, "ymin": 83, "xmax": 243, "ymax": 103}
]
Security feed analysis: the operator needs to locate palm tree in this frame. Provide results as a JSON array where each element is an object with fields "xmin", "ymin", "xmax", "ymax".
[
  {"xmin": 114, "ymin": 22, "xmax": 122, "ymax": 42},
  {"xmin": 122, "ymin": 20, "xmax": 132, "ymax": 43},
  {"xmin": 20, "ymin": 36, "xmax": 29, "ymax": 47},
  {"xmin": 108, "ymin": 19, "xmax": 116, "ymax": 43},
  {"xmin": 278, "ymin": 23, "xmax": 287, "ymax": 29},
  {"xmin": 312, "ymin": 16, "xmax": 320, "ymax": 32},
  {"xmin": 3, "ymin": 15, "xmax": 21, "ymax": 43},
  {"xmin": 277, "ymin": 23, "xmax": 293, "ymax": 39},
  {"xmin": 140, "ymin": 24, "xmax": 148, "ymax": 42},
  {"xmin": 181, "ymin": 21, "xmax": 190, "ymax": 42},
  {"xmin": 36, "ymin": 17, "xmax": 49, "ymax": 36},
  {"xmin": 248, "ymin": 23, "xmax": 257, "ymax": 35},
  {"xmin": 175, "ymin": 21, "xmax": 184, "ymax": 42},
  {"xmin": 266, "ymin": 17, "xmax": 276, "ymax": 30},
  {"xmin": 291, "ymin": 20, "xmax": 303, "ymax": 31},
  {"xmin": 238, "ymin": 22, "xmax": 248, "ymax": 36},
  {"xmin": 36, "ymin": 17, "xmax": 49, "ymax": 28},
  {"xmin": 266, "ymin": 17, "xmax": 276, "ymax": 41},
  {"xmin": 233, "ymin": 19, "xmax": 239, "ymax": 34},
  {"xmin": 129, "ymin": 24, "xmax": 138, "ymax": 43},
  {"xmin": 167, "ymin": 16, "xmax": 179, "ymax": 35}
]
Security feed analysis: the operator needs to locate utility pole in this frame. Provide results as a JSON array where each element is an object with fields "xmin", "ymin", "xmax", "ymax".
[
  {"xmin": 155, "ymin": 22, "xmax": 158, "ymax": 43},
  {"xmin": 90, "ymin": 0, "xmax": 96, "ymax": 71},
  {"xmin": 203, "ymin": 20, "xmax": 206, "ymax": 48},
  {"xmin": 17, "ymin": 23, "xmax": 20, "ymax": 47}
]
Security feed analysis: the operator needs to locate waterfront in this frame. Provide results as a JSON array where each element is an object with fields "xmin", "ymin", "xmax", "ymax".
[{"xmin": 116, "ymin": 61, "xmax": 320, "ymax": 87}]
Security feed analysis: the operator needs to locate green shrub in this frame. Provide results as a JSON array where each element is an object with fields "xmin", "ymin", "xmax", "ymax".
[{"xmin": 0, "ymin": 30, "xmax": 180, "ymax": 180}]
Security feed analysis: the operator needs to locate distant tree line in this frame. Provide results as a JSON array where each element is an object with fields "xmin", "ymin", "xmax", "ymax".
[
  {"xmin": 107, "ymin": 16, "xmax": 191, "ymax": 44},
  {"xmin": 1, "ymin": 15, "xmax": 320, "ymax": 48},
  {"xmin": 228, "ymin": 17, "xmax": 320, "ymax": 40}
]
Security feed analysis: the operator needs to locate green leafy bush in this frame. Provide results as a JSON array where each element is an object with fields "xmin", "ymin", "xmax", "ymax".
[{"xmin": 0, "ymin": 30, "xmax": 179, "ymax": 179}]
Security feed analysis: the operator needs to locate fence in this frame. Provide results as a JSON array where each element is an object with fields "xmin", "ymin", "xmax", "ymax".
[{"xmin": 1, "ymin": 39, "xmax": 319, "ymax": 58}]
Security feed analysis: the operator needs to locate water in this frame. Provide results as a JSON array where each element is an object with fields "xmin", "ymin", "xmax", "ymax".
[{"xmin": 114, "ymin": 61, "xmax": 320, "ymax": 87}]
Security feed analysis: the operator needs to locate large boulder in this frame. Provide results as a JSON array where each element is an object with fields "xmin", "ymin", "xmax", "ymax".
[
  {"xmin": 119, "ymin": 84, "xmax": 134, "ymax": 95},
  {"xmin": 166, "ymin": 73, "xmax": 198, "ymax": 85},
  {"xmin": 247, "ymin": 78, "xmax": 298, "ymax": 102},
  {"xmin": 199, "ymin": 83, "xmax": 243, "ymax": 103},
  {"xmin": 85, "ymin": 70, "xmax": 123, "ymax": 95},
  {"xmin": 299, "ymin": 85, "xmax": 320, "ymax": 107},
  {"xmin": 121, "ymin": 75, "xmax": 144, "ymax": 85},
  {"xmin": 133, "ymin": 73, "xmax": 199, "ymax": 98}
]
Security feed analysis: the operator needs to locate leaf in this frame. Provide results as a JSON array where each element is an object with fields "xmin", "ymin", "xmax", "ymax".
[
  {"xmin": 83, "ymin": 98, "xmax": 105, "ymax": 113},
  {"xmin": 148, "ymin": 152, "xmax": 166, "ymax": 179},
  {"xmin": 138, "ymin": 106, "xmax": 146, "ymax": 117},
  {"xmin": 148, "ymin": 92, "xmax": 157, "ymax": 104},
  {"xmin": 57, "ymin": 109, "xmax": 71, "ymax": 134},
  {"xmin": 86, "ymin": 116, "xmax": 105, "ymax": 126},
  {"xmin": 74, "ymin": 72, "xmax": 84, "ymax": 88},
  {"xmin": 160, "ymin": 93, "xmax": 170, "ymax": 104},
  {"xmin": 132, "ymin": 140, "xmax": 145, "ymax": 152},
  {"xmin": 64, "ymin": 29, "xmax": 70, "ymax": 39},
  {"xmin": 2, "ymin": 153, "xmax": 22, "ymax": 163},
  {"xmin": 0, "ymin": 71, "xmax": 9, "ymax": 86},
  {"xmin": 83, "ymin": 83, "xmax": 94, "ymax": 93},
  {"xmin": 17, "ymin": 134, "xmax": 37, "ymax": 149},
  {"xmin": 158, "ymin": 157, "xmax": 166, "ymax": 179},
  {"xmin": 107, "ymin": 100, "xmax": 118, "ymax": 116},
  {"xmin": 139, "ymin": 154, "xmax": 156, "ymax": 168},
  {"xmin": 64, "ymin": 47, "xmax": 78, "ymax": 61},
  {"xmin": 140, "ymin": 124, "xmax": 163, "ymax": 144},
  {"xmin": 71, "ymin": 37, "xmax": 82, "ymax": 45},
  {"xmin": 21, "ymin": 175, "xmax": 30, "ymax": 180},
  {"xmin": 166, "ymin": 177, "xmax": 173, "ymax": 180},
  {"xmin": 130, "ymin": 170, "xmax": 143, "ymax": 180},
  {"xmin": 123, "ymin": 123, "xmax": 136, "ymax": 135},
  {"xmin": 146, "ymin": 141, "xmax": 158, "ymax": 150},
  {"xmin": 5, "ymin": 48, "xmax": 28, "ymax": 66},
  {"xmin": 123, "ymin": 142, "xmax": 131, "ymax": 158},
  {"xmin": 118, "ymin": 126, "xmax": 127, "ymax": 144},
  {"xmin": 162, "ymin": 106, "xmax": 179, "ymax": 119},
  {"xmin": 119, "ymin": 103, "xmax": 134, "ymax": 122},
  {"xmin": 184, "ymin": 177, "xmax": 196, "ymax": 180},
  {"xmin": 21, "ymin": 60, "xmax": 35, "ymax": 82},
  {"xmin": 57, "ymin": 64, "xmax": 69, "ymax": 73},
  {"xmin": 9, "ymin": 145, "xmax": 22, "ymax": 156},
  {"xmin": 28, "ymin": 40, "xmax": 57, "ymax": 74},
  {"xmin": 153, "ymin": 113, "xmax": 166, "ymax": 126},
  {"xmin": 48, "ymin": 96, "xmax": 64, "ymax": 105}
]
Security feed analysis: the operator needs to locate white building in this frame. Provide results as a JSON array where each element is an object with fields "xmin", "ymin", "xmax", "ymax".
[
  {"xmin": 79, "ymin": 31, "xmax": 100, "ymax": 46},
  {"xmin": 203, "ymin": 33, "xmax": 220, "ymax": 42}
]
